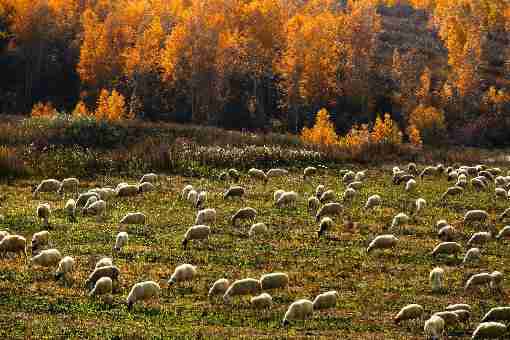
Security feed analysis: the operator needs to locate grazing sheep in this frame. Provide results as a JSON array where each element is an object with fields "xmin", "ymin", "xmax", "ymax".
[
  {"xmin": 364, "ymin": 195, "xmax": 381, "ymax": 209},
  {"xmin": 479, "ymin": 170, "xmax": 494, "ymax": 180},
  {"xmin": 138, "ymin": 182, "xmax": 156, "ymax": 194},
  {"xmin": 456, "ymin": 176, "xmax": 468, "ymax": 188},
  {"xmin": 219, "ymin": 171, "xmax": 228, "ymax": 181},
  {"xmin": 312, "ymin": 291, "xmax": 338, "ymax": 310},
  {"xmin": 0, "ymin": 230, "xmax": 9, "ymax": 242},
  {"xmin": 490, "ymin": 271, "xmax": 503, "ymax": 291},
  {"xmin": 195, "ymin": 208, "xmax": 216, "ymax": 226},
  {"xmin": 182, "ymin": 225, "xmax": 210, "ymax": 247},
  {"xmin": 120, "ymin": 212, "xmax": 145, "ymax": 225},
  {"xmin": 228, "ymin": 168, "xmax": 240, "ymax": 180},
  {"xmin": 431, "ymin": 242, "xmax": 462, "ymax": 257},
  {"xmin": 467, "ymin": 232, "xmax": 492, "ymax": 247},
  {"xmin": 407, "ymin": 163, "xmax": 418, "ymax": 175},
  {"xmin": 30, "ymin": 248, "xmax": 61, "ymax": 268},
  {"xmin": 89, "ymin": 276, "xmax": 112, "ymax": 297},
  {"xmin": 438, "ymin": 225, "xmax": 456, "ymax": 241},
  {"xmin": 405, "ymin": 179, "xmax": 417, "ymax": 192},
  {"xmin": 481, "ymin": 307, "xmax": 510, "ymax": 323},
  {"xmin": 114, "ymin": 232, "xmax": 128, "ymax": 252},
  {"xmin": 496, "ymin": 226, "xmax": 510, "ymax": 239},
  {"xmin": 436, "ymin": 220, "xmax": 449, "ymax": 229},
  {"xmin": 231, "ymin": 207, "xmax": 257, "ymax": 226},
  {"xmin": 95, "ymin": 257, "xmax": 113, "ymax": 269},
  {"xmin": 31, "ymin": 230, "xmax": 49, "ymax": 254},
  {"xmin": 463, "ymin": 248, "xmax": 481, "ymax": 265},
  {"xmin": 420, "ymin": 166, "xmax": 439, "ymax": 180},
  {"xmin": 315, "ymin": 185, "xmax": 326, "ymax": 199},
  {"xmin": 181, "ymin": 185, "xmax": 194, "ymax": 200},
  {"xmin": 441, "ymin": 186, "xmax": 464, "ymax": 200},
  {"xmin": 394, "ymin": 304, "xmax": 424, "ymax": 324},
  {"xmin": 248, "ymin": 168, "xmax": 267, "ymax": 182},
  {"xmin": 447, "ymin": 170, "xmax": 459, "ymax": 181},
  {"xmin": 355, "ymin": 170, "xmax": 367, "ymax": 181},
  {"xmin": 37, "ymin": 203, "xmax": 51, "ymax": 227},
  {"xmin": 93, "ymin": 188, "xmax": 117, "ymax": 200},
  {"xmin": 168, "ymin": 264, "xmax": 196, "ymax": 286},
  {"xmin": 317, "ymin": 217, "xmax": 334, "ymax": 238},
  {"xmin": 342, "ymin": 188, "xmax": 357, "ymax": 204},
  {"xmin": 282, "ymin": 299, "xmax": 314, "ymax": 326},
  {"xmin": 367, "ymin": 234, "xmax": 398, "ymax": 253},
  {"xmin": 83, "ymin": 196, "xmax": 98, "ymax": 211},
  {"xmin": 464, "ymin": 210, "xmax": 489, "ymax": 226},
  {"xmin": 126, "ymin": 281, "xmax": 161, "ymax": 311},
  {"xmin": 498, "ymin": 208, "xmax": 510, "ymax": 221},
  {"xmin": 433, "ymin": 311, "xmax": 459, "ymax": 328},
  {"xmin": 84, "ymin": 200, "xmax": 107, "ymax": 219},
  {"xmin": 76, "ymin": 192, "xmax": 99, "ymax": 208},
  {"xmin": 495, "ymin": 187, "xmax": 507, "ymax": 199},
  {"xmin": 423, "ymin": 315, "xmax": 445, "ymax": 340},
  {"xmin": 316, "ymin": 203, "xmax": 342, "ymax": 222},
  {"xmin": 251, "ymin": 293, "xmax": 273, "ymax": 309},
  {"xmin": 249, "ymin": 223, "xmax": 267, "ymax": 238},
  {"xmin": 0, "ymin": 235, "xmax": 27, "ymax": 261},
  {"xmin": 347, "ymin": 181, "xmax": 363, "ymax": 190},
  {"xmin": 308, "ymin": 196, "xmax": 320, "ymax": 213},
  {"xmin": 224, "ymin": 186, "xmax": 245, "ymax": 200},
  {"xmin": 208, "ymin": 278, "xmax": 230, "ymax": 298},
  {"xmin": 187, "ymin": 190, "xmax": 198, "ymax": 204},
  {"xmin": 116, "ymin": 184, "xmax": 139, "ymax": 197},
  {"xmin": 33, "ymin": 179, "xmax": 61, "ymax": 198},
  {"xmin": 471, "ymin": 322, "xmax": 507, "ymax": 339},
  {"xmin": 58, "ymin": 178, "xmax": 79, "ymax": 195},
  {"xmin": 303, "ymin": 166, "xmax": 317, "ymax": 180},
  {"xmin": 393, "ymin": 173, "xmax": 414, "ymax": 185},
  {"xmin": 464, "ymin": 272, "xmax": 492, "ymax": 291},
  {"xmin": 274, "ymin": 189, "xmax": 285, "ymax": 202},
  {"xmin": 260, "ymin": 272, "xmax": 289, "ymax": 290},
  {"xmin": 342, "ymin": 171, "xmax": 355, "ymax": 184},
  {"xmin": 266, "ymin": 168, "xmax": 288, "ymax": 178},
  {"xmin": 445, "ymin": 304, "xmax": 472, "ymax": 312},
  {"xmin": 223, "ymin": 278, "xmax": 262, "ymax": 304},
  {"xmin": 319, "ymin": 190, "xmax": 336, "ymax": 204},
  {"xmin": 65, "ymin": 199, "xmax": 77, "ymax": 223},
  {"xmin": 140, "ymin": 173, "xmax": 158, "ymax": 184},
  {"xmin": 85, "ymin": 265, "xmax": 120, "ymax": 290},
  {"xmin": 471, "ymin": 178, "xmax": 487, "ymax": 191},
  {"xmin": 55, "ymin": 256, "xmax": 75, "ymax": 281},
  {"xmin": 415, "ymin": 198, "xmax": 427, "ymax": 215},
  {"xmin": 391, "ymin": 213, "xmax": 409, "ymax": 230},
  {"xmin": 276, "ymin": 191, "xmax": 298, "ymax": 208},
  {"xmin": 430, "ymin": 267, "xmax": 445, "ymax": 293},
  {"xmin": 195, "ymin": 191, "xmax": 207, "ymax": 209}
]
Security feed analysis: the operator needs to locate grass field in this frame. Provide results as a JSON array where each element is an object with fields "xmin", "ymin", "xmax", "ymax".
[{"xmin": 0, "ymin": 166, "xmax": 509, "ymax": 339}]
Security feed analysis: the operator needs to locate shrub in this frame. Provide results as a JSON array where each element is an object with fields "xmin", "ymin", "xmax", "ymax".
[
  {"xmin": 301, "ymin": 108, "xmax": 338, "ymax": 146},
  {"xmin": 409, "ymin": 105, "xmax": 446, "ymax": 145},
  {"xmin": 338, "ymin": 124, "xmax": 371, "ymax": 156},
  {"xmin": 95, "ymin": 89, "xmax": 132, "ymax": 122},
  {"xmin": 406, "ymin": 124, "xmax": 423, "ymax": 149},
  {"xmin": 72, "ymin": 100, "xmax": 91, "ymax": 118},
  {"xmin": 371, "ymin": 113, "xmax": 403, "ymax": 146},
  {"xmin": 30, "ymin": 102, "xmax": 58, "ymax": 118}
]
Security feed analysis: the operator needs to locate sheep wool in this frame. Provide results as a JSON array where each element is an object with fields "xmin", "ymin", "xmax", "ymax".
[
  {"xmin": 89, "ymin": 276, "xmax": 112, "ymax": 297},
  {"xmin": 223, "ymin": 278, "xmax": 262, "ymax": 304},
  {"xmin": 168, "ymin": 264, "xmax": 197, "ymax": 285},
  {"xmin": 391, "ymin": 213, "xmax": 409, "ymax": 229},
  {"xmin": 114, "ymin": 232, "xmax": 129, "ymax": 252},
  {"xmin": 120, "ymin": 212, "xmax": 146, "ymax": 225},
  {"xmin": 367, "ymin": 235, "xmax": 398, "ymax": 253},
  {"xmin": 405, "ymin": 179, "xmax": 417, "ymax": 192},
  {"xmin": 0, "ymin": 235, "xmax": 27, "ymax": 261},
  {"xmin": 438, "ymin": 225, "xmax": 456, "ymax": 241},
  {"xmin": 140, "ymin": 173, "xmax": 158, "ymax": 184},
  {"xmin": 249, "ymin": 223, "xmax": 267, "ymax": 238},
  {"xmin": 276, "ymin": 192, "xmax": 298, "ymax": 208},
  {"xmin": 317, "ymin": 217, "xmax": 334, "ymax": 237},
  {"xmin": 231, "ymin": 207, "xmax": 257, "ymax": 226},
  {"xmin": 465, "ymin": 272, "xmax": 492, "ymax": 291},
  {"xmin": 462, "ymin": 248, "xmax": 481, "ymax": 265},
  {"xmin": 181, "ymin": 185, "xmax": 194, "ymax": 200},
  {"xmin": 274, "ymin": 189, "xmax": 285, "ymax": 202},
  {"xmin": 312, "ymin": 291, "xmax": 338, "ymax": 310},
  {"xmin": 33, "ymin": 179, "xmax": 61, "ymax": 198},
  {"xmin": 138, "ymin": 182, "xmax": 155, "ymax": 193},
  {"xmin": 31, "ymin": 230, "xmax": 49, "ymax": 254},
  {"xmin": 423, "ymin": 315, "xmax": 445, "ymax": 340},
  {"xmin": 481, "ymin": 307, "xmax": 510, "ymax": 323},
  {"xmin": 251, "ymin": 293, "xmax": 273, "ymax": 309},
  {"xmin": 431, "ymin": 242, "xmax": 462, "ymax": 257},
  {"xmin": 31, "ymin": 248, "xmax": 62, "ymax": 267},
  {"xmin": 315, "ymin": 185, "xmax": 326, "ymax": 199},
  {"xmin": 95, "ymin": 257, "xmax": 113, "ymax": 269},
  {"xmin": 224, "ymin": 186, "xmax": 245, "ymax": 200},
  {"xmin": 282, "ymin": 299, "xmax": 314, "ymax": 326},
  {"xmin": 208, "ymin": 278, "xmax": 230, "ymax": 298},
  {"xmin": 308, "ymin": 197, "xmax": 320, "ymax": 213},
  {"xmin": 430, "ymin": 267, "xmax": 445, "ymax": 293},
  {"xmin": 183, "ymin": 225, "xmax": 211, "ymax": 247},
  {"xmin": 342, "ymin": 188, "xmax": 357, "ymax": 203},
  {"xmin": 266, "ymin": 168, "xmax": 288, "ymax": 178},
  {"xmin": 303, "ymin": 166, "xmax": 317, "ymax": 179},
  {"xmin": 467, "ymin": 232, "xmax": 492, "ymax": 247},
  {"xmin": 195, "ymin": 209, "xmax": 216, "ymax": 226},
  {"xmin": 319, "ymin": 190, "xmax": 336, "ymax": 203},
  {"xmin": 464, "ymin": 210, "xmax": 489, "ymax": 225},
  {"xmin": 85, "ymin": 265, "xmax": 120, "ymax": 289},
  {"xmin": 55, "ymin": 256, "xmax": 75, "ymax": 280},
  {"xmin": 471, "ymin": 322, "xmax": 507, "ymax": 339},
  {"xmin": 37, "ymin": 203, "xmax": 51, "ymax": 227},
  {"xmin": 394, "ymin": 304, "xmax": 424, "ymax": 324},
  {"xmin": 116, "ymin": 184, "xmax": 139, "ymax": 197},
  {"xmin": 127, "ymin": 281, "xmax": 161, "ymax": 310},
  {"xmin": 65, "ymin": 199, "xmax": 77, "ymax": 223},
  {"xmin": 58, "ymin": 178, "xmax": 79, "ymax": 195},
  {"xmin": 248, "ymin": 168, "xmax": 267, "ymax": 182},
  {"xmin": 315, "ymin": 203, "xmax": 342, "ymax": 222},
  {"xmin": 364, "ymin": 195, "xmax": 381, "ymax": 209},
  {"xmin": 496, "ymin": 226, "xmax": 510, "ymax": 239},
  {"xmin": 260, "ymin": 272, "xmax": 289, "ymax": 290}
]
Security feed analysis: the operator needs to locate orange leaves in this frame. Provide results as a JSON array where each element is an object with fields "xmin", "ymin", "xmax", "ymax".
[
  {"xmin": 30, "ymin": 102, "xmax": 57, "ymax": 118},
  {"xmin": 406, "ymin": 124, "xmax": 423, "ymax": 148},
  {"xmin": 370, "ymin": 113, "xmax": 403, "ymax": 146},
  {"xmin": 409, "ymin": 105, "xmax": 446, "ymax": 144},
  {"xmin": 95, "ymin": 89, "xmax": 130, "ymax": 121},
  {"xmin": 301, "ymin": 108, "xmax": 338, "ymax": 146}
]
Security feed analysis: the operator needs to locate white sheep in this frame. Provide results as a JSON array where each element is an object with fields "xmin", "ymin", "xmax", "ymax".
[
  {"xmin": 126, "ymin": 281, "xmax": 161, "ymax": 311},
  {"xmin": 84, "ymin": 200, "xmax": 107, "ymax": 220},
  {"xmin": 138, "ymin": 182, "xmax": 156, "ymax": 193},
  {"xmin": 276, "ymin": 191, "xmax": 298, "ymax": 208},
  {"xmin": 471, "ymin": 322, "xmax": 507, "ymax": 339},
  {"xmin": 308, "ymin": 196, "xmax": 320, "ymax": 213},
  {"xmin": 195, "ymin": 208, "xmax": 216, "ymax": 226},
  {"xmin": 317, "ymin": 217, "xmax": 334, "ymax": 238},
  {"xmin": 208, "ymin": 278, "xmax": 230, "ymax": 298},
  {"xmin": 65, "ymin": 199, "xmax": 77, "ymax": 223},
  {"xmin": 58, "ymin": 178, "xmax": 79, "ymax": 196},
  {"xmin": 251, "ymin": 293, "xmax": 273, "ymax": 309},
  {"xmin": 182, "ymin": 225, "xmax": 210, "ymax": 247},
  {"xmin": 282, "ymin": 299, "xmax": 314, "ymax": 326},
  {"xmin": 394, "ymin": 304, "xmax": 424, "ymax": 325},
  {"xmin": 364, "ymin": 195, "xmax": 381, "ymax": 209},
  {"xmin": 431, "ymin": 242, "xmax": 462, "ymax": 257},
  {"xmin": 89, "ymin": 276, "xmax": 112, "ymax": 297},
  {"xmin": 31, "ymin": 230, "xmax": 49, "ymax": 254},
  {"xmin": 415, "ymin": 198, "xmax": 427, "ymax": 215},
  {"xmin": 0, "ymin": 235, "xmax": 27, "ymax": 262},
  {"xmin": 342, "ymin": 171, "xmax": 355, "ymax": 184},
  {"xmin": 424, "ymin": 315, "xmax": 445, "ymax": 339},
  {"xmin": 223, "ymin": 278, "xmax": 262, "ymax": 304},
  {"xmin": 391, "ymin": 212, "xmax": 409, "ymax": 230},
  {"xmin": 316, "ymin": 203, "xmax": 342, "ymax": 222},
  {"xmin": 499, "ymin": 207, "xmax": 510, "ymax": 221},
  {"xmin": 116, "ymin": 184, "xmax": 139, "ymax": 197},
  {"xmin": 92, "ymin": 187, "xmax": 117, "ymax": 200},
  {"xmin": 37, "ymin": 203, "xmax": 51, "ymax": 227},
  {"xmin": 85, "ymin": 265, "xmax": 120, "ymax": 289},
  {"xmin": 304, "ymin": 166, "xmax": 317, "ymax": 180},
  {"xmin": 114, "ymin": 232, "xmax": 128, "ymax": 252},
  {"xmin": 266, "ymin": 168, "xmax": 288, "ymax": 178},
  {"xmin": 312, "ymin": 291, "xmax": 338, "ymax": 310},
  {"xmin": 367, "ymin": 234, "xmax": 398, "ymax": 253},
  {"xmin": 462, "ymin": 248, "xmax": 481, "ymax": 265},
  {"xmin": 55, "ymin": 256, "xmax": 75, "ymax": 282},
  {"xmin": 195, "ymin": 191, "xmax": 207, "ymax": 209},
  {"xmin": 181, "ymin": 185, "xmax": 194, "ymax": 200},
  {"xmin": 495, "ymin": 187, "xmax": 507, "ymax": 199},
  {"xmin": 420, "ymin": 166, "xmax": 439, "ymax": 180},
  {"xmin": 260, "ymin": 272, "xmax": 289, "ymax": 290},
  {"xmin": 342, "ymin": 188, "xmax": 357, "ymax": 204},
  {"xmin": 274, "ymin": 189, "xmax": 285, "ymax": 202},
  {"xmin": 249, "ymin": 223, "xmax": 267, "ymax": 238},
  {"xmin": 436, "ymin": 220, "xmax": 449, "ymax": 229},
  {"xmin": 33, "ymin": 179, "xmax": 61, "ymax": 198},
  {"xmin": 248, "ymin": 168, "xmax": 267, "ymax": 182},
  {"xmin": 433, "ymin": 311, "xmax": 459, "ymax": 328},
  {"xmin": 490, "ymin": 271, "xmax": 503, "ymax": 291},
  {"xmin": 467, "ymin": 232, "xmax": 492, "ymax": 247},
  {"xmin": 445, "ymin": 303, "xmax": 472, "ymax": 312},
  {"xmin": 168, "ymin": 264, "xmax": 197, "ymax": 286},
  {"xmin": 30, "ymin": 248, "xmax": 62, "ymax": 268},
  {"xmin": 140, "ymin": 173, "xmax": 158, "ymax": 184},
  {"xmin": 496, "ymin": 226, "xmax": 510, "ymax": 239},
  {"xmin": 405, "ymin": 178, "xmax": 417, "ymax": 192},
  {"xmin": 438, "ymin": 225, "xmax": 456, "ymax": 241},
  {"xmin": 76, "ymin": 192, "xmax": 99, "ymax": 208},
  {"xmin": 319, "ymin": 190, "xmax": 336, "ymax": 203},
  {"xmin": 481, "ymin": 307, "xmax": 510, "ymax": 323},
  {"xmin": 228, "ymin": 168, "xmax": 240, "ymax": 180},
  {"xmin": 224, "ymin": 186, "xmax": 245, "ymax": 200},
  {"xmin": 187, "ymin": 190, "xmax": 198, "ymax": 204},
  {"xmin": 95, "ymin": 257, "xmax": 113, "ymax": 269},
  {"xmin": 471, "ymin": 178, "xmax": 488, "ymax": 191},
  {"xmin": 347, "ymin": 181, "xmax": 363, "ymax": 190},
  {"xmin": 430, "ymin": 267, "xmax": 445, "ymax": 293},
  {"xmin": 120, "ymin": 212, "xmax": 146, "ymax": 225},
  {"xmin": 315, "ymin": 185, "xmax": 326, "ymax": 199},
  {"xmin": 83, "ymin": 196, "xmax": 98, "ymax": 211},
  {"xmin": 0, "ymin": 230, "xmax": 9, "ymax": 242},
  {"xmin": 231, "ymin": 207, "xmax": 257, "ymax": 226},
  {"xmin": 355, "ymin": 170, "xmax": 367, "ymax": 181},
  {"xmin": 464, "ymin": 272, "xmax": 492, "ymax": 291}
]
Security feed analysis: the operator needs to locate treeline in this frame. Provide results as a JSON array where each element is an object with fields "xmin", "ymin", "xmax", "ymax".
[{"xmin": 0, "ymin": 0, "xmax": 509, "ymax": 146}]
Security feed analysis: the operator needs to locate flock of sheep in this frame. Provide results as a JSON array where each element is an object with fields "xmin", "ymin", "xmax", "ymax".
[{"xmin": 1, "ymin": 163, "xmax": 510, "ymax": 338}]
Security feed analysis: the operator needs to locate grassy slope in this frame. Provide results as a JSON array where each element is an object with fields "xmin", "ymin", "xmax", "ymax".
[{"xmin": 0, "ymin": 167, "xmax": 509, "ymax": 339}]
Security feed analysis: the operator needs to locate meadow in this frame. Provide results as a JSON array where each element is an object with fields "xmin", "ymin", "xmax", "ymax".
[{"xmin": 1, "ymin": 165, "xmax": 509, "ymax": 339}]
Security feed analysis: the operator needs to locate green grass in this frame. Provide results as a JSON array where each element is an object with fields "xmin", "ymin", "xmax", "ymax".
[{"xmin": 0, "ymin": 167, "xmax": 509, "ymax": 339}]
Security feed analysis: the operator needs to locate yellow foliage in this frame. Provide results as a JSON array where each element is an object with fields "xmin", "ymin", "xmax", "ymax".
[
  {"xmin": 30, "ymin": 102, "xmax": 57, "ymax": 118},
  {"xmin": 94, "ymin": 89, "xmax": 130, "ymax": 122},
  {"xmin": 409, "ymin": 105, "xmax": 446, "ymax": 144},
  {"xmin": 300, "ymin": 108, "xmax": 338, "ymax": 146},
  {"xmin": 72, "ymin": 100, "xmax": 90, "ymax": 118},
  {"xmin": 406, "ymin": 124, "xmax": 423, "ymax": 148},
  {"xmin": 338, "ymin": 124, "xmax": 371, "ymax": 155},
  {"xmin": 371, "ymin": 113, "xmax": 403, "ymax": 145}
]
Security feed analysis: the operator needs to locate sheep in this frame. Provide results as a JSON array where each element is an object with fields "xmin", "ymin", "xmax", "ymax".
[
  {"xmin": 76, "ymin": 192, "xmax": 99, "ymax": 208},
  {"xmin": 315, "ymin": 185, "xmax": 326, "ymax": 199},
  {"xmin": 231, "ymin": 207, "xmax": 257, "ymax": 226},
  {"xmin": 95, "ymin": 257, "xmax": 113, "ymax": 269},
  {"xmin": 391, "ymin": 213, "xmax": 409, "ymax": 230},
  {"xmin": 182, "ymin": 225, "xmax": 210, "ymax": 247},
  {"xmin": 430, "ymin": 267, "xmax": 445, "ymax": 293},
  {"xmin": 481, "ymin": 307, "xmax": 510, "ymax": 323},
  {"xmin": 138, "ymin": 182, "xmax": 156, "ymax": 194},
  {"xmin": 367, "ymin": 234, "xmax": 398, "ymax": 253},
  {"xmin": 114, "ymin": 232, "xmax": 128, "ymax": 252},
  {"xmin": 84, "ymin": 200, "xmax": 107, "ymax": 220},
  {"xmin": 168, "ymin": 264, "xmax": 197, "ymax": 286},
  {"xmin": 445, "ymin": 303, "xmax": 472, "ymax": 312},
  {"xmin": 282, "ymin": 299, "xmax": 314, "ymax": 326},
  {"xmin": 187, "ymin": 190, "xmax": 198, "ymax": 204},
  {"xmin": 57, "ymin": 178, "xmax": 79, "ymax": 196},
  {"xmin": 495, "ymin": 187, "xmax": 507, "ymax": 199},
  {"xmin": 431, "ymin": 242, "xmax": 462, "ymax": 257},
  {"xmin": 312, "ymin": 291, "xmax": 338, "ymax": 310},
  {"xmin": 85, "ymin": 265, "xmax": 120, "ymax": 290},
  {"xmin": 315, "ymin": 203, "xmax": 342, "ymax": 222},
  {"xmin": 116, "ymin": 184, "xmax": 139, "ymax": 197},
  {"xmin": 55, "ymin": 256, "xmax": 75, "ymax": 281},
  {"xmin": 394, "ymin": 304, "xmax": 424, "ymax": 325},
  {"xmin": 140, "ymin": 173, "xmax": 158, "ymax": 184},
  {"xmin": 438, "ymin": 225, "xmax": 456, "ymax": 241},
  {"xmin": 405, "ymin": 179, "xmax": 417, "ymax": 192},
  {"xmin": 342, "ymin": 171, "xmax": 355, "ymax": 184},
  {"xmin": 317, "ymin": 217, "xmax": 334, "ymax": 238},
  {"xmin": 37, "ymin": 203, "xmax": 51, "ymax": 227},
  {"xmin": 33, "ymin": 179, "xmax": 61, "ymax": 198},
  {"xmin": 219, "ymin": 171, "xmax": 228, "ymax": 181},
  {"xmin": 251, "ymin": 293, "xmax": 273, "ymax": 309},
  {"xmin": 181, "ymin": 185, "xmax": 194, "ymax": 200},
  {"xmin": 30, "ymin": 248, "xmax": 62, "ymax": 268},
  {"xmin": 195, "ymin": 208, "xmax": 216, "ymax": 226},
  {"xmin": 195, "ymin": 191, "xmax": 207, "ymax": 209},
  {"xmin": 208, "ymin": 278, "xmax": 230, "ymax": 298},
  {"xmin": 83, "ymin": 196, "xmax": 98, "ymax": 211},
  {"xmin": 31, "ymin": 230, "xmax": 49, "ymax": 254},
  {"xmin": 420, "ymin": 166, "xmax": 439, "ymax": 180},
  {"xmin": 303, "ymin": 166, "xmax": 317, "ymax": 180},
  {"xmin": 266, "ymin": 168, "xmax": 288, "ymax": 178},
  {"xmin": 355, "ymin": 170, "xmax": 367, "ymax": 181},
  {"xmin": 276, "ymin": 191, "xmax": 298, "ymax": 208},
  {"xmin": 463, "ymin": 248, "xmax": 481, "ymax": 265},
  {"xmin": 224, "ymin": 186, "xmax": 245, "ymax": 200},
  {"xmin": 471, "ymin": 178, "xmax": 487, "ymax": 192},
  {"xmin": 248, "ymin": 168, "xmax": 267, "ymax": 182},
  {"xmin": 0, "ymin": 230, "xmax": 9, "ymax": 242},
  {"xmin": 489, "ymin": 167, "xmax": 502, "ymax": 176},
  {"xmin": 456, "ymin": 176, "xmax": 468, "ymax": 188},
  {"xmin": 498, "ymin": 207, "xmax": 510, "ymax": 221},
  {"xmin": 260, "ymin": 272, "xmax": 289, "ymax": 290},
  {"xmin": 464, "ymin": 272, "xmax": 492, "ymax": 291},
  {"xmin": 464, "ymin": 210, "xmax": 489, "ymax": 226},
  {"xmin": 223, "ymin": 278, "xmax": 262, "ymax": 304},
  {"xmin": 490, "ymin": 271, "xmax": 503, "ymax": 291},
  {"xmin": 364, "ymin": 195, "xmax": 381, "ymax": 209},
  {"xmin": 308, "ymin": 196, "xmax": 320, "ymax": 213},
  {"xmin": 441, "ymin": 186, "xmax": 464, "ymax": 200},
  {"xmin": 407, "ymin": 163, "xmax": 418, "ymax": 175},
  {"xmin": 495, "ymin": 176, "xmax": 507, "ymax": 187},
  {"xmin": 467, "ymin": 232, "xmax": 492, "ymax": 247},
  {"xmin": 0, "ymin": 235, "xmax": 27, "ymax": 262},
  {"xmin": 319, "ymin": 190, "xmax": 336, "ymax": 203},
  {"xmin": 228, "ymin": 168, "xmax": 240, "ymax": 180},
  {"xmin": 479, "ymin": 170, "xmax": 494, "ymax": 181},
  {"xmin": 126, "ymin": 281, "xmax": 161, "ymax": 311},
  {"xmin": 120, "ymin": 212, "xmax": 145, "ymax": 225},
  {"xmin": 415, "ymin": 198, "xmax": 427, "ymax": 215},
  {"xmin": 393, "ymin": 173, "xmax": 414, "ymax": 185},
  {"xmin": 65, "ymin": 199, "xmax": 77, "ymax": 223},
  {"xmin": 342, "ymin": 188, "xmax": 357, "ymax": 204},
  {"xmin": 471, "ymin": 322, "xmax": 507, "ymax": 339},
  {"xmin": 249, "ymin": 223, "xmax": 267, "ymax": 238},
  {"xmin": 436, "ymin": 220, "xmax": 449, "ymax": 229},
  {"xmin": 347, "ymin": 181, "xmax": 363, "ymax": 191},
  {"xmin": 423, "ymin": 315, "xmax": 445, "ymax": 340},
  {"xmin": 89, "ymin": 276, "xmax": 112, "ymax": 297},
  {"xmin": 433, "ymin": 311, "xmax": 459, "ymax": 328},
  {"xmin": 447, "ymin": 170, "xmax": 459, "ymax": 181},
  {"xmin": 274, "ymin": 189, "xmax": 285, "ymax": 202}
]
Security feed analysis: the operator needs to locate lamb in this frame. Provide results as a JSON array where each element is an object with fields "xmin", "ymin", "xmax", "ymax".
[
  {"xmin": 430, "ymin": 267, "xmax": 445, "ymax": 293},
  {"xmin": 223, "ymin": 278, "xmax": 262, "ymax": 304},
  {"xmin": 58, "ymin": 178, "xmax": 79, "ymax": 196},
  {"xmin": 116, "ymin": 184, "xmax": 139, "ymax": 197},
  {"xmin": 274, "ymin": 189, "xmax": 285, "ymax": 202},
  {"xmin": 315, "ymin": 185, "xmax": 326, "ymax": 199},
  {"xmin": 438, "ymin": 225, "xmax": 456, "ymax": 241},
  {"xmin": 85, "ymin": 265, "xmax": 120, "ymax": 290},
  {"xmin": 315, "ymin": 203, "xmax": 342, "ymax": 222},
  {"xmin": 464, "ymin": 272, "xmax": 492, "ymax": 291},
  {"xmin": 463, "ymin": 248, "xmax": 481, "ymax": 265},
  {"xmin": 282, "ymin": 299, "xmax": 314, "ymax": 326},
  {"xmin": 431, "ymin": 242, "xmax": 462, "ymax": 257},
  {"xmin": 347, "ymin": 182, "xmax": 363, "ymax": 191},
  {"xmin": 251, "ymin": 293, "xmax": 273, "ymax": 309},
  {"xmin": 393, "ymin": 173, "xmax": 414, "ymax": 185},
  {"xmin": 120, "ymin": 212, "xmax": 145, "ymax": 225},
  {"xmin": 312, "ymin": 291, "xmax": 338, "ymax": 310},
  {"xmin": 195, "ymin": 209, "xmax": 216, "ymax": 226},
  {"xmin": 37, "ymin": 203, "xmax": 51, "ymax": 227},
  {"xmin": 467, "ymin": 231, "xmax": 492, "ymax": 247},
  {"xmin": 126, "ymin": 281, "xmax": 161, "ymax": 311},
  {"xmin": 471, "ymin": 322, "xmax": 507, "ymax": 339},
  {"xmin": 248, "ymin": 168, "xmax": 267, "ymax": 182},
  {"xmin": 208, "ymin": 278, "xmax": 230, "ymax": 298},
  {"xmin": 231, "ymin": 207, "xmax": 257, "ymax": 226},
  {"xmin": 319, "ymin": 190, "xmax": 336, "ymax": 203},
  {"xmin": 415, "ymin": 198, "xmax": 427, "ymax": 215},
  {"xmin": 138, "ymin": 182, "xmax": 156, "ymax": 193},
  {"xmin": 30, "ymin": 248, "xmax": 62, "ymax": 268},
  {"xmin": 391, "ymin": 213, "xmax": 409, "ymax": 230},
  {"xmin": 276, "ymin": 191, "xmax": 298, "ymax": 208},
  {"xmin": 317, "ymin": 217, "xmax": 334, "ymax": 237},
  {"xmin": 367, "ymin": 234, "xmax": 398, "ymax": 253},
  {"xmin": 195, "ymin": 191, "xmax": 207, "ymax": 209},
  {"xmin": 33, "ymin": 179, "xmax": 61, "ymax": 198},
  {"xmin": 464, "ymin": 210, "xmax": 489, "ymax": 225},
  {"xmin": 364, "ymin": 195, "xmax": 381, "ymax": 209},
  {"xmin": 31, "ymin": 230, "xmax": 49, "ymax": 254},
  {"xmin": 55, "ymin": 256, "xmax": 75, "ymax": 281},
  {"xmin": 479, "ymin": 170, "xmax": 494, "ymax": 180},
  {"xmin": 481, "ymin": 307, "xmax": 510, "ymax": 323},
  {"xmin": 181, "ymin": 185, "xmax": 194, "ymax": 200},
  {"xmin": 441, "ymin": 186, "xmax": 464, "ymax": 200},
  {"xmin": 95, "ymin": 257, "xmax": 113, "ymax": 269},
  {"xmin": 65, "ymin": 199, "xmax": 77, "ymax": 223},
  {"xmin": 405, "ymin": 179, "xmax": 417, "ymax": 192},
  {"xmin": 114, "ymin": 231, "xmax": 129, "ymax": 252},
  {"xmin": 342, "ymin": 188, "xmax": 357, "ymax": 204},
  {"xmin": 308, "ymin": 196, "xmax": 320, "ymax": 213},
  {"xmin": 394, "ymin": 304, "xmax": 424, "ymax": 324},
  {"xmin": 423, "ymin": 315, "xmax": 445, "ymax": 340},
  {"xmin": 260, "ymin": 272, "xmax": 289, "ymax": 290},
  {"xmin": 0, "ymin": 235, "xmax": 27, "ymax": 261},
  {"xmin": 249, "ymin": 223, "xmax": 267, "ymax": 238},
  {"xmin": 182, "ymin": 225, "xmax": 210, "ymax": 247},
  {"xmin": 168, "ymin": 264, "xmax": 197, "ymax": 286},
  {"xmin": 456, "ymin": 175, "xmax": 468, "ymax": 188},
  {"xmin": 89, "ymin": 276, "xmax": 112, "ymax": 297},
  {"xmin": 224, "ymin": 186, "xmax": 245, "ymax": 200},
  {"xmin": 266, "ymin": 168, "xmax": 288, "ymax": 178},
  {"xmin": 84, "ymin": 200, "xmax": 107, "ymax": 220},
  {"xmin": 140, "ymin": 173, "xmax": 158, "ymax": 184},
  {"xmin": 303, "ymin": 166, "xmax": 317, "ymax": 180}
]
